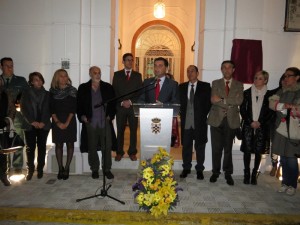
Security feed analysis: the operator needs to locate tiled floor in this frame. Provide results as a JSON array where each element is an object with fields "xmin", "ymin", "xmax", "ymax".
[
  {"xmin": 1, "ymin": 126, "xmax": 299, "ymax": 224},
  {"xmin": 0, "ymin": 169, "xmax": 299, "ymax": 214}
]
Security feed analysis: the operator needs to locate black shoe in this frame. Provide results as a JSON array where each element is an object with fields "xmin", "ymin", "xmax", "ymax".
[
  {"xmin": 180, "ymin": 169, "xmax": 191, "ymax": 178},
  {"xmin": 92, "ymin": 171, "xmax": 99, "ymax": 179},
  {"xmin": 225, "ymin": 174, "xmax": 234, "ymax": 186},
  {"xmin": 105, "ymin": 171, "xmax": 114, "ymax": 179},
  {"xmin": 251, "ymin": 170, "xmax": 259, "ymax": 185},
  {"xmin": 209, "ymin": 174, "xmax": 219, "ymax": 183},
  {"xmin": 37, "ymin": 170, "xmax": 43, "ymax": 179},
  {"xmin": 25, "ymin": 171, "xmax": 34, "ymax": 181},
  {"xmin": 197, "ymin": 171, "xmax": 204, "ymax": 180},
  {"xmin": 57, "ymin": 167, "xmax": 64, "ymax": 180},
  {"xmin": 1, "ymin": 176, "xmax": 11, "ymax": 186},
  {"xmin": 63, "ymin": 168, "xmax": 69, "ymax": 180}
]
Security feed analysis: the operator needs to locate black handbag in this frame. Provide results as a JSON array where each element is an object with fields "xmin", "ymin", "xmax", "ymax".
[
  {"xmin": 235, "ymin": 119, "xmax": 243, "ymax": 141},
  {"xmin": 0, "ymin": 117, "xmax": 25, "ymax": 154}
]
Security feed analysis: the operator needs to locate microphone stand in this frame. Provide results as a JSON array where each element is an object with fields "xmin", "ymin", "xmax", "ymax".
[{"xmin": 76, "ymin": 77, "xmax": 156, "ymax": 204}]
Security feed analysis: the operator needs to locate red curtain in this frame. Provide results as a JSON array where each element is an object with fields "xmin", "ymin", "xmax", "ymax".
[{"xmin": 230, "ymin": 39, "xmax": 263, "ymax": 84}]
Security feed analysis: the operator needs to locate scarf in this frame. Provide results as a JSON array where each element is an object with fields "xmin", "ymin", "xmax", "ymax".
[
  {"xmin": 50, "ymin": 85, "xmax": 77, "ymax": 99},
  {"xmin": 251, "ymin": 84, "xmax": 267, "ymax": 121},
  {"xmin": 29, "ymin": 87, "xmax": 46, "ymax": 121}
]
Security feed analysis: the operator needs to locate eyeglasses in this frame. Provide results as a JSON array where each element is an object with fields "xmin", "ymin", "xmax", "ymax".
[{"xmin": 283, "ymin": 74, "xmax": 297, "ymax": 79}]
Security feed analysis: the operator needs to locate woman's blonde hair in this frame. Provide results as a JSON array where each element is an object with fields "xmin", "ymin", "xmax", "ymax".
[
  {"xmin": 51, "ymin": 69, "xmax": 72, "ymax": 89},
  {"xmin": 256, "ymin": 70, "xmax": 269, "ymax": 83}
]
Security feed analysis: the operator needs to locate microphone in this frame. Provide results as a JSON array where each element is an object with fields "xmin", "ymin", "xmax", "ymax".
[{"xmin": 256, "ymin": 96, "xmax": 258, "ymax": 102}]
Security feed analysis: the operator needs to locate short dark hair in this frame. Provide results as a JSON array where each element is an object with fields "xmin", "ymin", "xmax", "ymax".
[
  {"xmin": 28, "ymin": 72, "xmax": 45, "ymax": 86},
  {"xmin": 221, "ymin": 60, "xmax": 235, "ymax": 68},
  {"xmin": 0, "ymin": 57, "xmax": 13, "ymax": 66},
  {"xmin": 286, "ymin": 67, "xmax": 300, "ymax": 76},
  {"xmin": 154, "ymin": 57, "xmax": 168, "ymax": 67},
  {"xmin": 122, "ymin": 53, "xmax": 133, "ymax": 61},
  {"xmin": 190, "ymin": 65, "xmax": 199, "ymax": 72}
]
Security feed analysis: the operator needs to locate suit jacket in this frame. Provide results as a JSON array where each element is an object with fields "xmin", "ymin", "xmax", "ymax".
[
  {"xmin": 207, "ymin": 78, "xmax": 243, "ymax": 129},
  {"xmin": 0, "ymin": 74, "xmax": 28, "ymax": 102},
  {"xmin": 112, "ymin": 69, "xmax": 142, "ymax": 109},
  {"xmin": 138, "ymin": 76, "xmax": 179, "ymax": 104},
  {"xmin": 179, "ymin": 81, "xmax": 211, "ymax": 144},
  {"xmin": 77, "ymin": 80, "xmax": 116, "ymax": 153}
]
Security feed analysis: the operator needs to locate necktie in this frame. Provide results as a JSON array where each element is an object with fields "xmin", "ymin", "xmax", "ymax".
[
  {"xmin": 225, "ymin": 81, "xmax": 230, "ymax": 96},
  {"xmin": 126, "ymin": 71, "xmax": 130, "ymax": 80},
  {"xmin": 6, "ymin": 78, "xmax": 9, "ymax": 88},
  {"xmin": 155, "ymin": 79, "xmax": 161, "ymax": 101},
  {"xmin": 190, "ymin": 84, "xmax": 194, "ymax": 104}
]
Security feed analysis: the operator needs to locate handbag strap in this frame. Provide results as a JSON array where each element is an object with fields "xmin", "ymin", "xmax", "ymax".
[{"xmin": 286, "ymin": 109, "xmax": 291, "ymax": 140}]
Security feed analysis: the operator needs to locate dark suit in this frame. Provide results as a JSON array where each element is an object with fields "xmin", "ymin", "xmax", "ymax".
[
  {"xmin": 138, "ymin": 76, "xmax": 179, "ymax": 104},
  {"xmin": 207, "ymin": 78, "xmax": 243, "ymax": 175},
  {"xmin": 179, "ymin": 81, "xmax": 211, "ymax": 172},
  {"xmin": 0, "ymin": 74, "xmax": 29, "ymax": 170},
  {"xmin": 112, "ymin": 69, "xmax": 142, "ymax": 156},
  {"xmin": 77, "ymin": 80, "xmax": 116, "ymax": 171}
]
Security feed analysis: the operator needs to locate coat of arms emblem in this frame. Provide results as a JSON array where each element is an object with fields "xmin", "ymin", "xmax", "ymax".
[{"xmin": 151, "ymin": 117, "xmax": 161, "ymax": 134}]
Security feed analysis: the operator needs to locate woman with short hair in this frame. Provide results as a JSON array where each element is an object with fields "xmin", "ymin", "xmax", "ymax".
[{"xmin": 21, "ymin": 72, "xmax": 51, "ymax": 180}]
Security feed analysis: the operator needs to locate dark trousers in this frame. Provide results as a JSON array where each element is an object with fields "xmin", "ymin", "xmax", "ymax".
[
  {"xmin": 25, "ymin": 128, "xmax": 49, "ymax": 172},
  {"xmin": 210, "ymin": 117, "xmax": 236, "ymax": 175},
  {"xmin": 182, "ymin": 128, "xmax": 206, "ymax": 171},
  {"xmin": 280, "ymin": 156, "xmax": 298, "ymax": 189},
  {"xmin": 116, "ymin": 107, "xmax": 138, "ymax": 156},
  {"xmin": 86, "ymin": 121, "xmax": 112, "ymax": 172},
  {"xmin": 0, "ymin": 154, "xmax": 9, "ymax": 177},
  {"xmin": 243, "ymin": 152, "xmax": 261, "ymax": 172}
]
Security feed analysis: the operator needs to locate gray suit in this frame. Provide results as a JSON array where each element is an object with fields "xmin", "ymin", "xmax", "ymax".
[
  {"xmin": 207, "ymin": 78, "xmax": 243, "ymax": 175},
  {"xmin": 207, "ymin": 78, "xmax": 243, "ymax": 128}
]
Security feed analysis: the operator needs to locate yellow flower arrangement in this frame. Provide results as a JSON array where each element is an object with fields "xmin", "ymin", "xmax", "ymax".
[{"xmin": 132, "ymin": 147, "xmax": 182, "ymax": 217}]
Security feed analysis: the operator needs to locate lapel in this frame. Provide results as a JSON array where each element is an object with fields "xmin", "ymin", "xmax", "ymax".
[{"xmin": 159, "ymin": 77, "xmax": 169, "ymax": 100}]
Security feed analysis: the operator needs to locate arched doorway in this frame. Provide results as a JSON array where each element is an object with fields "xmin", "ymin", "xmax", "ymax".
[{"xmin": 132, "ymin": 20, "xmax": 185, "ymax": 83}]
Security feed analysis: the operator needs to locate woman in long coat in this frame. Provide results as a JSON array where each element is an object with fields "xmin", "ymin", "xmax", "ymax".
[
  {"xmin": 269, "ymin": 67, "xmax": 300, "ymax": 196},
  {"xmin": 240, "ymin": 70, "xmax": 273, "ymax": 185}
]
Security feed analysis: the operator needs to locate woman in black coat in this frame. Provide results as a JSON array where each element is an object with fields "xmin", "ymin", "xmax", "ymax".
[
  {"xmin": 21, "ymin": 72, "xmax": 51, "ymax": 180},
  {"xmin": 240, "ymin": 70, "xmax": 273, "ymax": 185}
]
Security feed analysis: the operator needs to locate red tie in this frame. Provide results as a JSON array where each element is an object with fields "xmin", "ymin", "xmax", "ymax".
[
  {"xmin": 225, "ymin": 81, "xmax": 230, "ymax": 96},
  {"xmin": 126, "ymin": 71, "xmax": 130, "ymax": 80},
  {"xmin": 155, "ymin": 79, "xmax": 161, "ymax": 101}
]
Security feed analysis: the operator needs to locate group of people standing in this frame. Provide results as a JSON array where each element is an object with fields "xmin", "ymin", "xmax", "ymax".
[{"xmin": 0, "ymin": 55, "xmax": 299, "ymax": 197}]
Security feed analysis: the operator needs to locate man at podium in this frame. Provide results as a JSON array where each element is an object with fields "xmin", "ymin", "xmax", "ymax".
[{"xmin": 138, "ymin": 57, "xmax": 179, "ymax": 104}]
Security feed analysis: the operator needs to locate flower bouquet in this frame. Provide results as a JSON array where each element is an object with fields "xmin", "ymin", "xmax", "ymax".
[{"xmin": 132, "ymin": 147, "xmax": 182, "ymax": 217}]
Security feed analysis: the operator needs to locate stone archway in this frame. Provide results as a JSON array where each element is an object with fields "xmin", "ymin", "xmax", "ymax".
[{"xmin": 131, "ymin": 20, "xmax": 185, "ymax": 83}]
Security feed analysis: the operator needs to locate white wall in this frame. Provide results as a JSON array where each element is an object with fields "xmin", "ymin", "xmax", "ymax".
[{"xmin": 200, "ymin": 0, "xmax": 300, "ymax": 90}]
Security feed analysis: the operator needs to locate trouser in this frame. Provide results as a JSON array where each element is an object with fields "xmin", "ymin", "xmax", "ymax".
[
  {"xmin": 210, "ymin": 117, "xmax": 236, "ymax": 175},
  {"xmin": 116, "ymin": 107, "xmax": 138, "ymax": 156},
  {"xmin": 0, "ymin": 154, "xmax": 9, "ymax": 177},
  {"xmin": 280, "ymin": 156, "xmax": 298, "ymax": 189},
  {"xmin": 86, "ymin": 121, "xmax": 112, "ymax": 172},
  {"xmin": 25, "ymin": 128, "xmax": 49, "ymax": 172},
  {"xmin": 182, "ymin": 128, "xmax": 205, "ymax": 172}
]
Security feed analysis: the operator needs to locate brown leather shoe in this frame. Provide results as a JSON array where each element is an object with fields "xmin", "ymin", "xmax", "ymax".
[
  {"xmin": 1, "ymin": 176, "xmax": 11, "ymax": 186},
  {"xmin": 270, "ymin": 166, "xmax": 277, "ymax": 177},
  {"xmin": 115, "ymin": 154, "xmax": 123, "ymax": 161},
  {"xmin": 129, "ymin": 154, "xmax": 137, "ymax": 161}
]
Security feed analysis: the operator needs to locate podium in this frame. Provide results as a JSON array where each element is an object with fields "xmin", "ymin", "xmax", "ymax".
[{"xmin": 133, "ymin": 103, "xmax": 180, "ymax": 160}]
